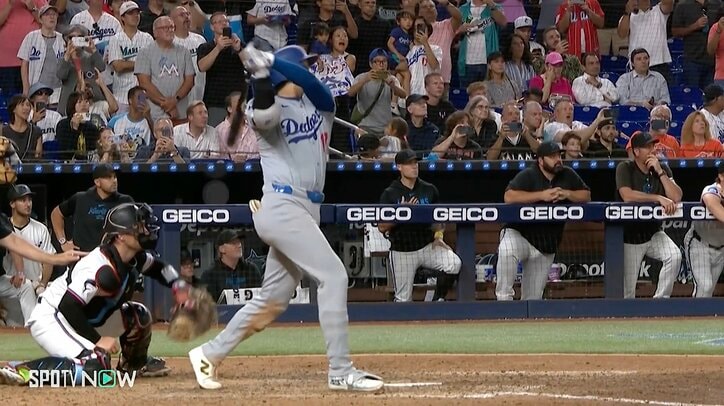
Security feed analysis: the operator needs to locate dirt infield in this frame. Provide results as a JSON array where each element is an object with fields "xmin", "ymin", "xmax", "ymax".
[{"xmin": 4, "ymin": 354, "xmax": 724, "ymax": 405}]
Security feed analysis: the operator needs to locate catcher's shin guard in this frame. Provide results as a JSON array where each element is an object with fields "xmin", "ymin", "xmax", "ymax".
[
  {"xmin": 118, "ymin": 301, "xmax": 153, "ymax": 371},
  {"xmin": 14, "ymin": 348, "xmax": 111, "ymax": 386}
]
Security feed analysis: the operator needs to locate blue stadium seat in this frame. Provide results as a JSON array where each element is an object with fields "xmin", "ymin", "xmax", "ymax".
[
  {"xmin": 671, "ymin": 104, "xmax": 695, "ymax": 123},
  {"xmin": 669, "ymin": 86, "xmax": 703, "ymax": 107},
  {"xmin": 42, "ymin": 141, "xmax": 61, "ymax": 161},
  {"xmin": 668, "ymin": 38, "xmax": 684, "ymax": 55},
  {"xmin": 617, "ymin": 121, "xmax": 646, "ymax": 136},
  {"xmin": 600, "ymin": 72, "xmax": 619, "ymax": 83},
  {"xmin": 671, "ymin": 54, "xmax": 684, "ymax": 71},
  {"xmin": 450, "ymin": 88, "xmax": 468, "ymax": 110},
  {"xmin": 0, "ymin": 107, "xmax": 8, "ymax": 124},
  {"xmin": 668, "ymin": 120, "xmax": 682, "ymax": 139},
  {"xmin": 617, "ymin": 105, "xmax": 650, "ymax": 122},
  {"xmin": 573, "ymin": 105, "xmax": 600, "ymax": 124},
  {"xmin": 600, "ymin": 55, "xmax": 628, "ymax": 73}
]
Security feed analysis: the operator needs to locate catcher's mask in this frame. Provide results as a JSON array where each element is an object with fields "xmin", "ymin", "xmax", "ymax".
[{"xmin": 103, "ymin": 203, "xmax": 160, "ymax": 250}]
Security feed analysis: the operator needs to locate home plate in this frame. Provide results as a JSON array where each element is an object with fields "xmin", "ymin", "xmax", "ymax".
[{"xmin": 385, "ymin": 382, "xmax": 443, "ymax": 388}]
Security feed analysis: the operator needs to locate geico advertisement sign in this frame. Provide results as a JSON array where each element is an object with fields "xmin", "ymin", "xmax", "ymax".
[
  {"xmin": 605, "ymin": 206, "xmax": 683, "ymax": 220},
  {"xmin": 345, "ymin": 207, "xmax": 499, "ymax": 222},
  {"xmin": 161, "ymin": 209, "xmax": 230, "ymax": 224},
  {"xmin": 519, "ymin": 206, "xmax": 584, "ymax": 220},
  {"xmin": 689, "ymin": 206, "xmax": 715, "ymax": 220}
]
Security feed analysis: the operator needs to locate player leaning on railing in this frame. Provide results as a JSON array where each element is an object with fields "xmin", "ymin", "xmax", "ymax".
[{"xmin": 187, "ymin": 43, "xmax": 384, "ymax": 392}]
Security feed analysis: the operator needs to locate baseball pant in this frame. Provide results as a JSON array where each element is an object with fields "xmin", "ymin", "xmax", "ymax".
[
  {"xmin": 0, "ymin": 276, "xmax": 36, "ymax": 324},
  {"xmin": 202, "ymin": 193, "xmax": 354, "ymax": 377},
  {"xmin": 683, "ymin": 229, "xmax": 724, "ymax": 298},
  {"xmin": 495, "ymin": 228, "xmax": 555, "ymax": 301},
  {"xmin": 623, "ymin": 231, "xmax": 682, "ymax": 299},
  {"xmin": 27, "ymin": 301, "xmax": 124, "ymax": 359},
  {"xmin": 388, "ymin": 243, "xmax": 461, "ymax": 302}
]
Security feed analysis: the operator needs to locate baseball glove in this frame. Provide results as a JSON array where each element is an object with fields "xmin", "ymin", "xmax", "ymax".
[{"xmin": 167, "ymin": 287, "xmax": 218, "ymax": 341}]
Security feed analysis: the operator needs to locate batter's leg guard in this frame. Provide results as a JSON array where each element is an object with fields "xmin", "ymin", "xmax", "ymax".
[{"xmin": 117, "ymin": 301, "xmax": 170, "ymax": 377}]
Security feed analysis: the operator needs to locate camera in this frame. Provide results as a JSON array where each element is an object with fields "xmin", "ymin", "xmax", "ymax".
[
  {"xmin": 508, "ymin": 122, "xmax": 523, "ymax": 134},
  {"xmin": 458, "ymin": 125, "xmax": 476, "ymax": 137},
  {"xmin": 222, "ymin": 27, "xmax": 232, "ymax": 38},
  {"xmin": 81, "ymin": 113, "xmax": 91, "ymax": 123},
  {"xmin": 35, "ymin": 101, "xmax": 47, "ymax": 112},
  {"xmin": 651, "ymin": 119, "xmax": 669, "ymax": 131},
  {"xmin": 71, "ymin": 36, "xmax": 89, "ymax": 48}
]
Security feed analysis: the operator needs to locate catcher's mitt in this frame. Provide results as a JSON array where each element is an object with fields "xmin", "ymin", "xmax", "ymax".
[{"xmin": 167, "ymin": 287, "xmax": 218, "ymax": 341}]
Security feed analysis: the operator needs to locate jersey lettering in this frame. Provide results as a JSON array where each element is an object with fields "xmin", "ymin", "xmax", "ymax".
[{"xmin": 280, "ymin": 110, "xmax": 323, "ymax": 143}]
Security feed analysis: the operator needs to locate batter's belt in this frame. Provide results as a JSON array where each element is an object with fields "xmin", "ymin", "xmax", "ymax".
[{"xmin": 270, "ymin": 183, "xmax": 325, "ymax": 203}]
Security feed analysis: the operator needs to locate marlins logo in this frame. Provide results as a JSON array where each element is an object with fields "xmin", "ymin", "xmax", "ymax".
[{"xmin": 158, "ymin": 57, "xmax": 180, "ymax": 77}]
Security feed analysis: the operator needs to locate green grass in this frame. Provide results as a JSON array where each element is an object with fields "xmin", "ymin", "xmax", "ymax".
[{"xmin": 2, "ymin": 319, "xmax": 724, "ymax": 360}]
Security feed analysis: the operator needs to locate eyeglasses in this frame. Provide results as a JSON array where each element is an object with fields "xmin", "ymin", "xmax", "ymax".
[
  {"xmin": 371, "ymin": 58, "xmax": 387, "ymax": 65},
  {"xmin": 35, "ymin": 90, "xmax": 51, "ymax": 96},
  {"xmin": 156, "ymin": 25, "xmax": 175, "ymax": 31}
]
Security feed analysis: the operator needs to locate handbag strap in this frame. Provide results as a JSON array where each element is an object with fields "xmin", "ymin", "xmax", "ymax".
[{"xmin": 358, "ymin": 80, "xmax": 387, "ymax": 121}]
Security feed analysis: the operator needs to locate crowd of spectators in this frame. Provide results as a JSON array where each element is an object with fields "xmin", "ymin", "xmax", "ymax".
[{"xmin": 0, "ymin": 0, "xmax": 722, "ymax": 161}]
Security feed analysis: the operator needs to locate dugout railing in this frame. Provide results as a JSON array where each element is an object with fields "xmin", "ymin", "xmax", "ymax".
[{"xmin": 146, "ymin": 203, "xmax": 724, "ymax": 323}]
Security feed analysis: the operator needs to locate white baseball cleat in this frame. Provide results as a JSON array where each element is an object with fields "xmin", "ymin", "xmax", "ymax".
[
  {"xmin": 188, "ymin": 347, "xmax": 221, "ymax": 390},
  {"xmin": 328, "ymin": 368, "xmax": 384, "ymax": 392},
  {"xmin": 0, "ymin": 366, "xmax": 26, "ymax": 386}
]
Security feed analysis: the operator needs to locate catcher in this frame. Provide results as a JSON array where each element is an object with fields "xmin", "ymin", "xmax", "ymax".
[{"xmin": 0, "ymin": 202, "xmax": 216, "ymax": 386}]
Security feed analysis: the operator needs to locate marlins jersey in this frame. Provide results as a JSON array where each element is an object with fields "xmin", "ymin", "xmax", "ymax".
[
  {"xmin": 247, "ymin": 95, "xmax": 334, "ymax": 194},
  {"xmin": 35, "ymin": 109, "xmax": 63, "ymax": 143},
  {"xmin": 692, "ymin": 182, "xmax": 724, "ymax": 246},
  {"xmin": 2, "ymin": 218, "xmax": 55, "ymax": 281},
  {"xmin": 107, "ymin": 30, "xmax": 154, "ymax": 105},
  {"xmin": 70, "ymin": 11, "xmax": 122, "ymax": 86}
]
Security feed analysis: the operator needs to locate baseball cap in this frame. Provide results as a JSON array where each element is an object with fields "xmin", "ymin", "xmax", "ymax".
[
  {"xmin": 598, "ymin": 118, "xmax": 615, "ymax": 129},
  {"xmin": 180, "ymin": 250, "xmax": 193, "ymax": 265},
  {"xmin": 514, "ymin": 16, "xmax": 533, "ymax": 29},
  {"xmin": 630, "ymin": 131, "xmax": 659, "ymax": 148},
  {"xmin": 703, "ymin": 84, "xmax": 724, "ymax": 105},
  {"xmin": 38, "ymin": 4, "xmax": 58, "ymax": 16},
  {"xmin": 215, "ymin": 230, "xmax": 244, "ymax": 247},
  {"xmin": 120, "ymin": 1, "xmax": 140, "ymax": 15},
  {"xmin": 545, "ymin": 52, "xmax": 564, "ymax": 66},
  {"xmin": 395, "ymin": 149, "xmax": 418, "ymax": 165},
  {"xmin": 536, "ymin": 141, "xmax": 561, "ymax": 157},
  {"xmin": 28, "ymin": 82, "xmax": 53, "ymax": 98},
  {"xmin": 406, "ymin": 94, "xmax": 429, "ymax": 106},
  {"xmin": 357, "ymin": 134, "xmax": 381, "ymax": 152},
  {"xmin": 7, "ymin": 184, "xmax": 35, "ymax": 201},
  {"xmin": 368, "ymin": 48, "xmax": 389, "ymax": 63},
  {"xmin": 92, "ymin": 163, "xmax": 116, "ymax": 179}
]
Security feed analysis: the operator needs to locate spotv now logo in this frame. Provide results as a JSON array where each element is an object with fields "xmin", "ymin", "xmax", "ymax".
[{"xmin": 28, "ymin": 369, "xmax": 136, "ymax": 388}]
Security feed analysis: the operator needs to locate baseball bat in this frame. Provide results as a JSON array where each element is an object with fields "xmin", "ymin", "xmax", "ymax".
[{"xmin": 333, "ymin": 117, "xmax": 365, "ymax": 135}]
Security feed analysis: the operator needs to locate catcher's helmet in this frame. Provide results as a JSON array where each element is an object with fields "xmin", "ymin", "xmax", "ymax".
[
  {"xmin": 103, "ymin": 203, "xmax": 160, "ymax": 249},
  {"xmin": 269, "ymin": 45, "xmax": 319, "ymax": 87}
]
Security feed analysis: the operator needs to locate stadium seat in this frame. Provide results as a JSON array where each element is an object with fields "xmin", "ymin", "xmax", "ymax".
[
  {"xmin": 600, "ymin": 72, "xmax": 619, "ymax": 83},
  {"xmin": 42, "ymin": 141, "xmax": 61, "ymax": 161},
  {"xmin": 450, "ymin": 88, "xmax": 468, "ymax": 110},
  {"xmin": 671, "ymin": 104, "xmax": 695, "ymax": 123},
  {"xmin": 0, "ymin": 107, "xmax": 7, "ymax": 124},
  {"xmin": 668, "ymin": 38, "xmax": 684, "ymax": 55},
  {"xmin": 668, "ymin": 120, "xmax": 682, "ymax": 139},
  {"xmin": 669, "ymin": 86, "xmax": 703, "ymax": 107},
  {"xmin": 574, "ymin": 105, "xmax": 600, "ymax": 124},
  {"xmin": 617, "ymin": 105, "xmax": 650, "ymax": 122},
  {"xmin": 600, "ymin": 55, "xmax": 628, "ymax": 73},
  {"xmin": 617, "ymin": 121, "xmax": 646, "ymax": 136}
]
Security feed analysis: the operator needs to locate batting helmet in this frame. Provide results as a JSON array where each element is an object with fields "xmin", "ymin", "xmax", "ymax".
[
  {"xmin": 269, "ymin": 45, "xmax": 319, "ymax": 87},
  {"xmin": 103, "ymin": 203, "xmax": 160, "ymax": 249}
]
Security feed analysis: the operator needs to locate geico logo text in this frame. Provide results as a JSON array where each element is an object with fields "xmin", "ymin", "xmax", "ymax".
[
  {"xmin": 432, "ymin": 207, "xmax": 499, "ymax": 222},
  {"xmin": 346, "ymin": 207, "xmax": 412, "ymax": 222},
  {"xmin": 519, "ymin": 206, "xmax": 584, "ymax": 220},
  {"xmin": 605, "ymin": 206, "xmax": 668, "ymax": 220},
  {"xmin": 161, "ymin": 209, "xmax": 230, "ymax": 224}
]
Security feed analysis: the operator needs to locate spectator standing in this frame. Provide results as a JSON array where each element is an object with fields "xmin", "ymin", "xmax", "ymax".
[
  {"xmin": 348, "ymin": 0, "xmax": 390, "ymax": 75},
  {"xmin": 56, "ymin": 25, "xmax": 106, "ymax": 115},
  {"xmin": 624, "ymin": 105, "xmax": 681, "ymax": 159},
  {"xmin": 378, "ymin": 149, "xmax": 462, "ymax": 302},
  {"xmin": 618, "ymin": 0, "xmax": 674, "ymax": 84},
  {"xmin": 405, "ymin": 94, "xmax": 440, "ymax": 154},
  {"xmin": 296, "ymin": 0, "xmax": 358, "ymax": 49},
  {"xmin": 708, "ymin": 15, "xmax": 724, "ymax": 89},
  {"xmin": 484, "ymin": 51, "xmax": 521, "ymax": 108},
  {"xmin": 432, "ymin": 111, "xmax": 483, "ymax": 159},
  {"xmin": 135, "ymin": 16, "xmax": 196, "ymax": 122},
  {"xmin": 55, "ymin": 0, "xmax": 89, "ymax": 34},
  {"xmin": 216, "ymin": 91, "xmax": 259, "ymax": 162},
  {"xmin": 50, "ymin": 163, "xmax": 134, "ymax": 254},
  {"xmin": 615, "ymin": 48, "xmax": 670, "ymax": 107},
  {"xmin": 672, "ymin": 0, "xmax": 721, "ymax": 90},
  {"xmin": 572, "ymin": 53, "xmax": 618, "ymax": 107},
  {"xmin": 197, "ymin": 11, "xmax": 247, "ymax": 127},
  {"xmin": 406, "ymin": 17, "xmax": 441, "ymax": 97},
  {"xmin": 28, "ymin": 83, "xmax": 62, "ymax": 143},
  {"xmin": 496, "ymin": 141, "xmax": 591, "ymax": 300},
  {"xmin": 537, "ymin": 26, "xmax": 583, "ymax": 82},
  {"xmin": 173, "ymin": 100, "xmax": 219, "ymax": 159},
  {"xmin": 134, "ymin": 117, "xmax": 190, "ymax": 162},
  {"xmin": 70, "ymin": 0, "xmax": 122, "ymax": 86},
  {"xmin": 504, "ymin": 33, "xmax": 535, "ymax": 93},
  {"xmin": 202, "ymin": 230, "xmax": 263, "ymax": 303},
  {"xmin": 0, "ymin": 0, "xmax": 44, "ymax": 94},
  {"xmin": 699, "ymin": 83, "xmax": 724, "ymax": 142},
  {"xmin": 2, "ymin": 95, "xmax": 42, "ymax": 161},
  {"xmin": 424, "ymin": 72, "xmax": 455, "ymax": 131},
  {"xmin": 172, "ymin": 6, "xmax": 207, "ymax": 105},
  {"xmin": 615, "ymin": 131, "xmax": 683, "ymax": 299},
  {"xmin": 246, "ymin": 0, "xmax": 295, "ymax": 51},
  {"xmin": 419, "ymin": 0, "xmax": 462, "ymax": 100},
  {"xmin": 108, "ymin": 1, "xmax": 155, "ymax": 113},
  {"xmin": 555, "ymin": 0, "xmax": 604, "ymax": 58},
  {"xmin": 679, "ymin": 111, "xmax": 724, "ymax": 158},
  {"xmin": 513, "ymin": 15, "xmax": 545, "ymax": 55},
  {"xmin": 17, "ymin": 4, "xmax": 64, "ymax": 105},
  {"xmin": 138, "ymin": 0, "xmax": 167, "ymax": 35},
  {"xmin": 598, "ymin": 0, "xmax": 628, "ymax": 56},
  {"xmin": 457, "ymin": 0, "xmax": 507, "ymax": 87}
]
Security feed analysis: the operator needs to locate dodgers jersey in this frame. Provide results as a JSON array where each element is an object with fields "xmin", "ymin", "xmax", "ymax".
[
  {"xmin": 692, "ymin": 182, "xmax": 724, "ymax": 246},
  {"xmin": 247, "ymin": 95, "xmax": 335, "ymax": 194}
]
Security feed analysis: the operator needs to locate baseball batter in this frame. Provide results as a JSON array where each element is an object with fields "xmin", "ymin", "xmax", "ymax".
[
  {"xmin": 0, "ymin": 203, "xmax": 187, "ymax": 386},
  {"xmin": 188, "ymin": 44, "xmax": 384, "ymax": 392},
  {"xmin": 683, "ymin": 166, "xmax": 724, "ymax": 297}
]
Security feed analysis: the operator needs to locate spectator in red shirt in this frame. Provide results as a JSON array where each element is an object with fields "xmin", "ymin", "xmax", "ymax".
[
  {"xmin": 529, "ymin": 52, "xmax": 574, "ymax": 105},
  {"xmin": 708, "ymin": 15, "xmax": 724, "ymax": 89},
  {"xmin": 679, "ymin": 111, "xmax": 724, "ymax": 158},
  {"xmin": 555, "ymin": 0, "xmax": 605, "ymax": 58},
  {"xmin": 0, "ymin": 0, "xmax": 44, "ymax": 94}
]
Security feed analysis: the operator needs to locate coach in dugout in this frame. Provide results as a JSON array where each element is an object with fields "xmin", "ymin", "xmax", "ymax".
[
  {"xmin": 378, "ymin": 150, "xmax": 461, "ymax": 302},
  {"xmin": 615, "ymin": 132, "xmax": 683, "ymax": 299},
  {"xmin": 496, "ymin": 142, "xmax": 591, "ymax": 301}
]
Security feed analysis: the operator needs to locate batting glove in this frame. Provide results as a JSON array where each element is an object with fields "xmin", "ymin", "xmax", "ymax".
[{"xmin": 241, "ymin": 43, "xmax": 274, "ymax": 79}]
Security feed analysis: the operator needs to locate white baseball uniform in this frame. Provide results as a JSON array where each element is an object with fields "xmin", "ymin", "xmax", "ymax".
[
  {"xmin": 684, "ymin": 182, "xmax": 724, "ymax": 297},
  {"xmin": 70, "ymin": 11, "xmax": 122, "ymax": 86}
]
